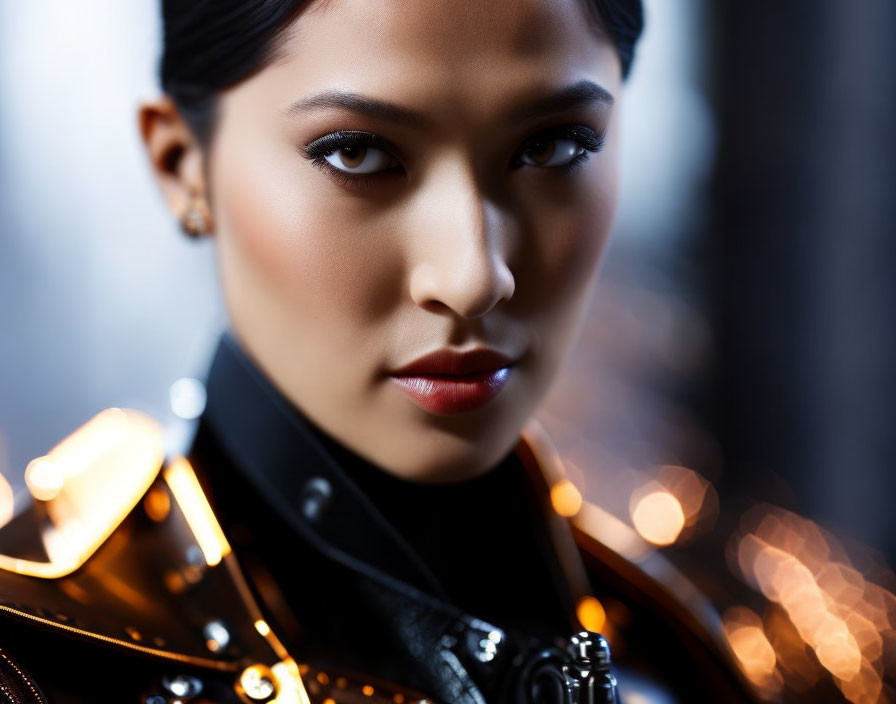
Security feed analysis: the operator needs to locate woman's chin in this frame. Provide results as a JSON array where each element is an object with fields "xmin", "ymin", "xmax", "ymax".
[{"xmin": 349, "ymin": 420, "xmax": 524, "ymax": 483}]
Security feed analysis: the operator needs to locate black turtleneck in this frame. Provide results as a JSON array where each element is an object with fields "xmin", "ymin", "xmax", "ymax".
[
  {"xmin": 192, "ymin": 333, "xmax": 576, "ymax": 644},
  {"xmin": 310, "ymin": 423, "xmax": 574, "ymax": 635}
]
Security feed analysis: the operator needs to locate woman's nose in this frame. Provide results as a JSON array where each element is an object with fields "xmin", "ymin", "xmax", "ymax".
[{"xmin": 409, "ymin": 175, "xmax": 515, "ymax": 320}]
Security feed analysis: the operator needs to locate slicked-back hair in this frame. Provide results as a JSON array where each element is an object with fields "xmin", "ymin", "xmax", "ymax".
[{"xmin": 159, "ymin": 0, "xmax": 644, "ymax": 144}]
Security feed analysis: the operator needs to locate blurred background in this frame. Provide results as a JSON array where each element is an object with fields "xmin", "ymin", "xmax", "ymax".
[{"xmin": 1, "ymin": 1, "xmax": 894, "ymax": 702}]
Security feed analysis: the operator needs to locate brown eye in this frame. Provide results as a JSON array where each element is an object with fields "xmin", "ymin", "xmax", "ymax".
[
  {"xmin": 324, "ymin": 145, "xmax": 396, "ymax": 174},
  {"xmin": 526, "ymin": 140, "xmax": 555, "ymax": 166},
  {"xmin": 520, "ymin": 138, "xmax": 584, "ymax": 168},
  {"xmin": 338, "ymin": 146, "xmax": 365, "ymax": 168}
]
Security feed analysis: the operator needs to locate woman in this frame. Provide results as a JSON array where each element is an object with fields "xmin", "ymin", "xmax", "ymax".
[{"xmin": 0, "ymin": 1, "xmax": 755, "ymax": 702}]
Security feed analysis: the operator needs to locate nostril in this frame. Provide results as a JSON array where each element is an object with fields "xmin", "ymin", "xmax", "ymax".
[{"xmin": 409, "ymin": 250, "xmax": 515, "ymax": 320}]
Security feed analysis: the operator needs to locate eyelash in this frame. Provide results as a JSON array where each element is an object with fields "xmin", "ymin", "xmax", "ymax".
[{"xmin": 299, "ymin": 125, "xmax": 605, "ymax": 190}]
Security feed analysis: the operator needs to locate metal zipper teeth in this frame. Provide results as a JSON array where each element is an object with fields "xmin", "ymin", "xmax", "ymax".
[
  {"xmin": 0, "ymin": 604, "xmax": 237, "ymax": 672},
  {"xmin": 0, "ymin": 649, "xmax": 43, "ymax": 704}
]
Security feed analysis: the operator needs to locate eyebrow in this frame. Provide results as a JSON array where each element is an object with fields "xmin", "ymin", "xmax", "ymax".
[
  {"xmin": 507, "ymin": 80, "xmax": 614, "ymax": 123},
  {"xmin": 286, "ymin": 90, "xmax": 425, "ymax": 127},
  {"xmin": 284, "ymin": 79, "xmax": 614, "ymax": 128}
]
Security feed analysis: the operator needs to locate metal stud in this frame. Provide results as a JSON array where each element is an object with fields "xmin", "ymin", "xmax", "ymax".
[
  {"xmin": 238, "ymin": 665, "xmax": 277, "ymax": 701},
  {"xmin": 300, "ymin": 477, "xmax": 333, "ymax": 523},
  {"xmin": 203, "ymin": 619, "xmax": 231, "ymax": 653},
  {"xmin": 563, "ymin": 631, "xmax": 618, "ymax": 704},
  {"xmin": 161, "ymin": 674, "xmax": 204, "ymax": 700},
  {"xmin": 471, "ymin": 627, "xmax": 504, "ymax": 663},
  {"xmin": 567, "ymin": 631, "xmax": 611, "ymax": 668}
]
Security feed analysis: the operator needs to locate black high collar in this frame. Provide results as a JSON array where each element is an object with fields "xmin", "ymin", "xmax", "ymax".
[
  {"xmin": 198, "ymin": 332, "xmax": 448, "ymax": 598},
  {"xmin": 197, "ymin": 333, "xmax": 581, "ymax": 635},
  {"xmin": 192, "ymin": 334, "xmax": 593, "ymax": 703}
]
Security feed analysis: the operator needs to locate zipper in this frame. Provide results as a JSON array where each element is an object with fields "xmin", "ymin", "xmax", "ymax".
[{"xmin": 0, "ymin": 648, "xmax": 46, "ymax": 704}]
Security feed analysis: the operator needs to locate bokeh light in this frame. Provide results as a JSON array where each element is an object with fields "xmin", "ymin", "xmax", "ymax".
[
  {"xmin": 0, "ymin": 472, "xmax": 13, "ymax": 528},
  {"xmin": 630, "ymin": 484, "xmax": 685, "ymax": 546},
  {"xmin": 550, "ymin": 478, "xmax": 583, "ymax": 517},
  {"xmin": 731, "ymin": 505, "xmax": 895, "ymax": 703}
]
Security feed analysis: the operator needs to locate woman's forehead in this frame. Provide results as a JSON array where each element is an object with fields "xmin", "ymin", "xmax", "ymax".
[
  {"xmin": 294, "ymin": 0, "xmax": 603, "ymax": 48},
  {"xmin": 253, "ymin": 0, "xmax": 620, "ymax": 126}
]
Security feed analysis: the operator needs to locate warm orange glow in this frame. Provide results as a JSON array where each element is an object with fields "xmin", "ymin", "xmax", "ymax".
[
  {"xmin": 656, "ymin": 464, "xmax": 716, "ymax": 531},
  {"xmin": 238, "ymin": 665, "xmax": 276, "ymax": 701},
  {"xmin": 143, "ymin": 486, "xmax": 171, "ymax": 522},
  {"xmin": 268, "ymin": 657, "xmax": 305, "ymax": 704},
  {"xmin": 838, "ymin": 661, "xmax": 883, "ymax": 704},
  {"xmin": 26, "ymin": 409, "xmax": 137, "ymax": 504},
  {"xmin": 392, "ymin": 695, "xmax": 405, "ymax": 704},
  {"xmin": 163, "ymin": 457, "xmax": 231, "ymax": 567},
  {"xmin": 255, "ymin": 619, "xmax": 272, "ymax": 637},
  {"xmin": 316, "ymin": 672, "xmax": 330, "ymax": 685},
  {"xmin": 723, "ymin": 609, "xmax": 776, "ymax": 677},
  {"xmin": 54, "ymin": 408, "xmax": 129, "ymax": 468},
  {"xmin": 576, "ymin": 596, "xmax": 607, "ymax": 632},
  {"xmin": 630, "ymin": 488, "xmax": 685, "ymax": 546},
  {"xmin": 24, "ymin": 457, "xmax": 63, "ymax": 501},
  {"xmin": 812, "ymin": 615, "xmax": 863, "ymax": 681},
  {"xmin": 733, "ymin": 505, "xmax": 896, "ymax": 704},
  {"xmin": 722, "ymin": 606, "xmax": 782, "ymax": 697},
  {"xmin": 361, "ymin": 685, "xmax": 374, "ymax": 696},
  {"xmin": 573, "ymin": 500, "xmax": 651, "ymax": 562},
  {"xmin": 752, "ymin": 544, "xmax": 863, "ymax": 681},
  {"xmin": 0, "ymin": 473, "xmax": 13, "ymax": 528},
  {"xmin": 269, "ymin": 660, "xmax": 312, "ymax": 704},
  {"xmin": 763, "ymin": 605, "xmax": 822, "ymax": 692},
  {"xmin": 238, "ymin": 661, "xmax": 311, "ymax": 704},
  {"xmin": 0, "ymin": 409, "xmax": 164, "ymax": 578},
  {"xmin": 729, "ymin": 626, "xmax": 776, "ymax": 673},
  {"xmin": 281, "ymin": 658, "xmax": 301, "ymax": 679},
  {"xmin": 323, "ymin": 699, "xmax": 336, "ymax": 704},
  {"xmin": 550, "ymin": 479, "xmax": 583, "ymax": 517}
]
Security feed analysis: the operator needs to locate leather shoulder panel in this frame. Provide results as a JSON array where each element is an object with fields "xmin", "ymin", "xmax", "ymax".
[
  {"xmin": 518, "ymin": 422, "xmax": 757, "ymax": 702},
  {"xmin": 0, "ymin": 409, "xmax": 164, "ymax": 578},
  {"xmin": 0, "ymin": 412, "xmax": 273, "ymax": 672}
]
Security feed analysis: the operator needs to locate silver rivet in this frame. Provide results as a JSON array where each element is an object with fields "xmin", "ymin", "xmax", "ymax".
[
  {"xmin": 169, "ymin": 377, "xmax": 207, "ymax": 419},
  {"xmin": 162, "ymin": 674, "xmax": 203, "ymax": 700},
  {"xmin": 203, "ymin": 619, "xmax": 231, "ymax": 652},
  {"xmin": 567, "ymin": 631, "xmax": 611, "ymax": 669},
  {"xmin": 473, "ymin": 628, "xmax": 504, "ymax": 662},
  {"xmin": 300, "ymin": 477, "xmax": 333, "ymax": 523},
  {"xmin": 239, "ymin": 666, "xmax": 276, "ymax": 701}
]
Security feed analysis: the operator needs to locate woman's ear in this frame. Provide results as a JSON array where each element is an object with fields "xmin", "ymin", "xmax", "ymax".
[{"xmin": 138, "ymin": 97, "xmax": 214, "ymax": 236}]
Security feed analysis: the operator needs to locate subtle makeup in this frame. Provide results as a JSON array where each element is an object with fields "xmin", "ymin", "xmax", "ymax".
[{"xmin": 159, "ymin": 0, "xmax": 623, "ymax": 481}]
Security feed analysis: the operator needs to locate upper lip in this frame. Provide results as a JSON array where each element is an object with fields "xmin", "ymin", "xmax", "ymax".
[{"xmin": 391, "ymin": 348, "xmax": 515, "ymax": 377}]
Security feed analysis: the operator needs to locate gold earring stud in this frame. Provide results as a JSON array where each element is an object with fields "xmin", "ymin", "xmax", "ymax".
[{"xmin": 180, "ymin": 198, "xmax": 212, "ymax": 237}]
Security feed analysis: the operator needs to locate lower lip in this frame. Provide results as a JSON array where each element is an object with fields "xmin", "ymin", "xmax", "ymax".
[{"xmin": 390, "ymin": 368, "xmax": 512, "ymax": 414}]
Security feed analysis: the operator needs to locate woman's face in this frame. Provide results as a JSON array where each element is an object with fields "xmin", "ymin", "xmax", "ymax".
[{"xmin": 207, "ymin": 0, "xmax": 622, "ymax": 480}]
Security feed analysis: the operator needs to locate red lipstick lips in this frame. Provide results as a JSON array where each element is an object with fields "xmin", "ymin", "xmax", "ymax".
[{"xmin": 390, "ymin": 349, "xmax": 514, "ymax": 414}]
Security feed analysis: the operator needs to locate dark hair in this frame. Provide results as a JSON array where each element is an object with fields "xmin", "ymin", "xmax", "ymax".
[{"xmin": 160, "ymin": 0, "xmax": 644, "ymax": 145}]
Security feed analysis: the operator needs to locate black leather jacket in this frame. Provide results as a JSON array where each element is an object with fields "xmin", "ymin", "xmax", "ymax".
[{"xmin": 0, "ymin": 336, "xmax": 756, "ymax": 704}]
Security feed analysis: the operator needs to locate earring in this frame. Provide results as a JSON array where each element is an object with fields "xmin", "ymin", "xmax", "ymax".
[{"xmin": 180, "ymin": 197, "xmax": 212, "ymax": 237}]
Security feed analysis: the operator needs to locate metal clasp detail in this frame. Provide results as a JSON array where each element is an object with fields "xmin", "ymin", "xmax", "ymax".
[{"xmin": 562, "ymin": 631, "xmax": 618, "ymax": 704}]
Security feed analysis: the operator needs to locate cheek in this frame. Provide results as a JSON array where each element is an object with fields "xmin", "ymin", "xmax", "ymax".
[
  {"xmin": 210, "ymin": 133, "xmax": 404, "ymax": 335},
  {"xmin": 519, "ymin": 160, "xmax": 619, "ymax": 313},
  {"xmin": 514, "ymin": 150, "xmax": 620, "ymax": 370}
]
